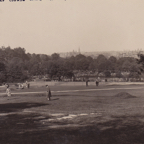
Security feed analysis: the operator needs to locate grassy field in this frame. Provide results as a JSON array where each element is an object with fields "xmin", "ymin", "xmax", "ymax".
[{"xmin": 0, "ymin": 82, "xmax": 144, "ymax": 144}]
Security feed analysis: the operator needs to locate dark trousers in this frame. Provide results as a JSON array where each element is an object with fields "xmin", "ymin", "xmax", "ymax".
[
  {"xmin": 46, "ymin": 90, "xmax": 51, "ymax": 100},
  {"xmin": 96, "ymin": 81, "xmax": 99, "ymax": 86},
  {"xmin": 86, "ymin": 81, "xmax": 88, "ymax": 86}
]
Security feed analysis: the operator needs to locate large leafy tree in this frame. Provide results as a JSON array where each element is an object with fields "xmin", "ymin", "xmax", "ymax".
[
  {"xmin": 0, "ymin": 62, "xmax": 5, "ymax": 72},
  {"xmin": 6, "ymin": 57, "xmax": 28, "ymax": 82},
  {"xmin": 109, "ymin": 56, "xmax": 117, "ymax": 63},
  {"xmin": 51, "ymin": 53, "xmax": 60, "ymax": 61},
  {"xmin": 0, "ymin": 46, "xmax": 142, "ymax": 82},
  {"xmin": 0, "ymin": 62, "xmax": 6, "ymax": 83},
  {"xmin": 96, "ymin": 54, "xmax": 107, "ymax": 65},
  {"xmin": 137, "ymin": 54, "xmax": 144, "ymax": 72},
  {"xmin": 74, "ymin": 54, "xmax": 89, "ymax": 70},
  {"xmin": 13, "ymin": 47, "xmax": 28, "ymax": 60}
]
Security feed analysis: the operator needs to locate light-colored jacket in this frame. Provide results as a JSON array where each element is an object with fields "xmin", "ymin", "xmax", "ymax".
[{"xmin": 6, "ymin": 88, "xmax": 11, "ymax": 97}]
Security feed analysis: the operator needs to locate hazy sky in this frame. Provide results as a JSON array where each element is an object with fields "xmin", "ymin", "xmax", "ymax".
[{"xmin": 0, "ymin": 0, "xmax": 144, "ymax": 54}]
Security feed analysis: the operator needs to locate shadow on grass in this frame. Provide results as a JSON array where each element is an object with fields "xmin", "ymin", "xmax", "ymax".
[
  {"xmin": 0, "ymin": 114, "xmax": 144, "ymax": 144},
  {"xmin": 51, "ymin": 98, "xmax": 59, "ymax": 101},
  {"xmin": 0, "ymin": 102, "xmax": 48, "ymax": 113}
]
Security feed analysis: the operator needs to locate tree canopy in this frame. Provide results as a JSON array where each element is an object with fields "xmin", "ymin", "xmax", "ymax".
[{"xmin": 0, "ymin": 46, "xmax": 142, "ymax": 82}]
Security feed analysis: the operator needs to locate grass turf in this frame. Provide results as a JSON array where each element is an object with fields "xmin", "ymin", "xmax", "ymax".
[{"xmin": 0, "ymin": 83, "xmax": 144, "ymax": 143}]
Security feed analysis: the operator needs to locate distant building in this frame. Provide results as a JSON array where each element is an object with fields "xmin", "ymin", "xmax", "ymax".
[{"xmin": 59, "ymin": 50, "xmax": 143, "ymax": 59}]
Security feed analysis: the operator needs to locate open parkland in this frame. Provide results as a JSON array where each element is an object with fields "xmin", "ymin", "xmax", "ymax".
[{"xmin": 0, "ymin": 81, "xmax": 144, "ymax": 143}]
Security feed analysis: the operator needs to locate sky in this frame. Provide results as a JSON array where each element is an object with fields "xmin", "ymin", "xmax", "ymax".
[{"xmin": 0, "ymin": 0, "xmax": 144, "ymax": 55}]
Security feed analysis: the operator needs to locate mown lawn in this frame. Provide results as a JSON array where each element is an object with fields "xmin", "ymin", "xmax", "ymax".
[{"xmin": 0, "ymin": 83, "xmax": 144, "ymax": 144}]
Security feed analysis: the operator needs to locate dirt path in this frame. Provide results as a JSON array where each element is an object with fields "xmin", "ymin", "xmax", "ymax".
[{"xmin": 0, "ymin": 86, "xmax": 143, "ymax": 96}]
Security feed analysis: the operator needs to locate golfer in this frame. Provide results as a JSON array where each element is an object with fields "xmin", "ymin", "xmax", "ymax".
[
  {"xmin": 46, "ymin": 85, "xmax": 52, "ymax": 101},
  {"xmin": 95, "ymin": 78, "xmax": 99, "ymax": 86},
  {"xmin": 25, "ymin": 81, "xmax": 28, "ymax": 88},
  {"xmin": 27, "ymin": 83, "xmax": 30, "ymax": 89},
  {"xmin": 25, "ymin": 81, "xmax": 30, "ymax": 89},
  {"xmin": 86, "ymin": 79, "xmax": 89, "ymax": 87},
  {"xmin": 6, "ymin": 86, "xmax": 11, "ymax": 97}
]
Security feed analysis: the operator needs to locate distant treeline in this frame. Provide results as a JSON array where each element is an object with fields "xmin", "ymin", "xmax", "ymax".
[{"xmin": 0, "ymin": 46, "xmax": 143, "ymax": 83}]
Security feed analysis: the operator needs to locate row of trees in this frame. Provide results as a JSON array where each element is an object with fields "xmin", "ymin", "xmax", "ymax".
[{"xmin": 0, "ymin": 46, "xmax": 143, "ymax": 83}]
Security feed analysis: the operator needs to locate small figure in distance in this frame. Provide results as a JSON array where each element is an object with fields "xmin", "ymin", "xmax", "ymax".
[
  {"xmin": 18, "ymin": 83, "xmax": 24, "ymax": 89},
  {"xmin": 27, "ymin": 83, "xmax": 30, "ymax": 89},
  {"xmin": 5, "ymin": 83, "xmax": 9, "ymax": 88},
  {"xmin": 95, "ymin": 78, "xmax": 99, "ymax": 86},
  {"xmin": 18, "ymin": 83, "xmax": 21, "ymax": 89},
  {"xmin": 96, "ymin": 77, "xmax": 101, "ymax": 86},
  {"xmin": 25, "ymin": 81, "xmax": 30, "ymax": 89},
  {"xmin": 6, "ymin": 84, "xmax": 11, "ymax": 97},
  {"xmin": 86, "ymin": 79, "xmax": 89, "ymax": 87},
  {"xmin": 46, "ymin": 85, "xmax": 52, "ymax": 101},
  {"xmin": 25, "ymin": 81, "xmax": 28, "ymax": 88}
]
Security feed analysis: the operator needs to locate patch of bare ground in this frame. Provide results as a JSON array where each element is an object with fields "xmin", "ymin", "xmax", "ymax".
[
  {"xmin": 114, "ymin": 92, "xmax": 136, "ymax": 98},
  {"xmin": 1, "ymin": 112, "xmax": 144, "ymax": 144}
]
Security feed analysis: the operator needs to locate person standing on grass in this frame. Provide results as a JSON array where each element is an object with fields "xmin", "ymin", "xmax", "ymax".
[
  {"xmin": 25, "ymin": 81, "xmax": 28, "ymax": 88},
  {"xmin": 25, "ymin": 81, "xmax": 30, "ymax": 89},
  {"xmin": 27, "ymin": 83, "xmax": 30, "ymax": 89},
  {"xmin": 96, "ymin": 77, "xmax": 101, "ymax": 86},
  {"xmin": 95, "ymin": 78, "xmax": 99, "ymax": 86},
  {"xmin": 46, "ymin": 85, "xmax": 52, "ymax": 101},
  {"xmin": 6, "ymin": 85, "xmax": 11, "ymax": 97},
  {"xmin": 86, "ymin": 79, "xmax": 89, "ymax": 87},
  {"xmin": 21, "ymin": 83, "xmax": 24, "ymax": 89}
]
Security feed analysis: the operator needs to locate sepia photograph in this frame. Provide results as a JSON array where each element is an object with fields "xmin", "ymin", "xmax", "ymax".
[{"xmin": 0, "ymin": 0, "xmax": 144, "ymax": 143}]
